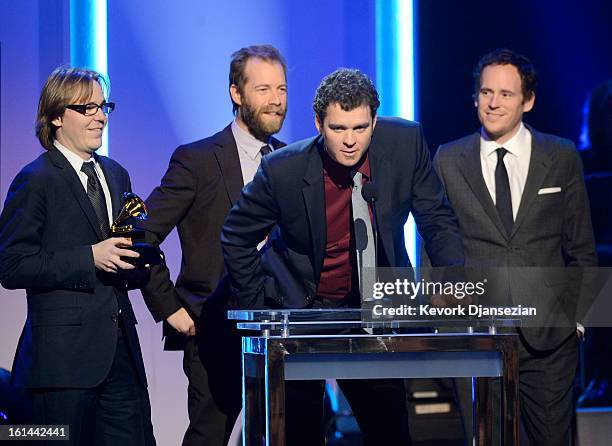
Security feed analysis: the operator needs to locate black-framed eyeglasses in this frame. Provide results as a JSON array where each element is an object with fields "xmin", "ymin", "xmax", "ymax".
[{"xmin": 66, "ymin": 102, "xmax": 115, "ymax": 116}]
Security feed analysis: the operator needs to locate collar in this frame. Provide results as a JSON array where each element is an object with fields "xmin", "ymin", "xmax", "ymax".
[
  {"xmin": 321, "ymin": 142, "xmax": 370, "ymax": 188},
  {"xmin": 480, "ymin": 122, "xmax": 529, "ymax": 157},
  {"xmin": 231, "ymin": 119, "xmax": 271, "ymax": 160},
  {"xmin": 53, "ymin": 140, "xmax": 95, "ymax": 171}
]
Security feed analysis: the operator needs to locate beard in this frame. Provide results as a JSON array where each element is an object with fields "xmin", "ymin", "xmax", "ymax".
[{"xmin": 239, "ymin": 96, "xmax": 287, "ymax": 142}]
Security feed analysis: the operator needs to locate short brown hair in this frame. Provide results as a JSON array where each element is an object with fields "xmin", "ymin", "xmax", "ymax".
[
  {"xmin": 36, "ymin": 66, "xmax": 108, "ymax": 150},
  {"xmin": 473, "ymin": 48, "xmax": 537, "ymax": 103},
  {"xmin": 229, "ymin": 44, "xmax": 287, "ymax": 114}
]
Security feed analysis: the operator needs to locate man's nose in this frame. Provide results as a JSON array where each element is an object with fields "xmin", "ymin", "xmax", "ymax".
[
  {"xmin": 94, "ymin": 106, "xmax": 107, "ymax": 123},
  {"xmin": 488, "ymin": 93, "xmax": 500, "ymax": 108},
  {"xmin": 269, "ymin": 90, "xmax": 281, "ymax": 106},
  {"xmin": 343, "ymin": 131, "xmax": 356, "ymax": 147}
]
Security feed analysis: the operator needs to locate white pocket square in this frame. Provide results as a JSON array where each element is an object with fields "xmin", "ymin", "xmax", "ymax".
[{"xmin": 538, "ymin": 187, "xmax": 562, "ymax": 195}]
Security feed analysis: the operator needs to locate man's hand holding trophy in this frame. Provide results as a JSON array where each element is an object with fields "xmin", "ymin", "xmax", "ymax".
[{"xmin": 110, "ymin": 192, "xmax": 163, "ymax": 289}]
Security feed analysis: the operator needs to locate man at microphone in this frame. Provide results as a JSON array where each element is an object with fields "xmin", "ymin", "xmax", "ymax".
[{"xmin": 222, "ymin": 68, "xmax": 464, "ymax": 445}]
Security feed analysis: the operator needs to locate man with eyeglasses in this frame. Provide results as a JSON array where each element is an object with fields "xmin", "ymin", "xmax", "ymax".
[
  {"xmin": 0, "ymin": 67, "xmax": 155, "ymax": 445},
  {"xmin": 139, "ymin": 44, "xmax": 287, "ymax": 446}
]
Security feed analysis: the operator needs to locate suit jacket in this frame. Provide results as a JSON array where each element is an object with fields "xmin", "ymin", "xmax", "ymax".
[
  {"xmin": 0, "ymin": 148, "xmax": 147, "ymax": 388},
  {"xmin": 434, "ymin": 125, "xmax": 598, "ymax": 350},
  {"xmin": 222, "ymin": 117, "xmax": 465, "ymax": 309},
  {"xmin": 139, "ymin": 124, "xmax": 284, "ymax": 348}
]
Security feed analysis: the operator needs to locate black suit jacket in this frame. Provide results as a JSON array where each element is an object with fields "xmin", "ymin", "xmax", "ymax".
[
  {"xmin": 0, "ymin": 148, "xmax": 146, "ymax": 388},
  {"xmin": 222, "ymin": 117, "xmax": 465, "ymax": 309},
  {"xmin": 435, "ymin": 125, "xmax": 598, "ymax": 350},
  {"xmin": 140, "ymin": 124, "xmax": 284, "ymax": 348}
]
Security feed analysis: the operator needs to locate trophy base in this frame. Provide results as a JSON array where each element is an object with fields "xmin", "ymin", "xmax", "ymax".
[{"xmin": 126, "ymin": 243, "xmax": 163, "ymax": 268}]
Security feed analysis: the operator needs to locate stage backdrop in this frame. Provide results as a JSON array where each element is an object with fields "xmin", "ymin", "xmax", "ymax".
[
  {"xmin": 1, "ymin": 1, "xmax": 374, "ymax": 444},
  {"xmin": 1, "ymin": 1, "xmax": 610, "ymax": 444}
]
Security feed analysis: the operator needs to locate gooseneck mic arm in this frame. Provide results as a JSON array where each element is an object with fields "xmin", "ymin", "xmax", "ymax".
[{"xmin": 361, "ymin": 182, "xmax": 379, "ymax": 270}]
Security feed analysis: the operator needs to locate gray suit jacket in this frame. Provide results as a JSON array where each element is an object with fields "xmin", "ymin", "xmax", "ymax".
[{"xmin": 434, "ymin": 124, "xmax": 597, "ymax": 350}]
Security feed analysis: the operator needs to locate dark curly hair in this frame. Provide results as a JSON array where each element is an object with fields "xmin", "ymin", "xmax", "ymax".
[
  {"xmin": 473, "ymin": 48, "xmax": 537, "ymax": 102},
  {"xmin": 313, "ymin": 68, "xmax": 380, "ymax": 122}
]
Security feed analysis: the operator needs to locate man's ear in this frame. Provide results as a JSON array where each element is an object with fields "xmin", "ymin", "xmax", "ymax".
[
  {"xmin": 229, "ymin": 84, "xmax": 243, "ymax": 108},
  {"xmin": 523, "ymin": 93, "xmax": 535, "ymax": 113},
  {"xmin": 315, "ymin": 115, "xmax": 322, "ymax": 133},
  {"xmin": 51, "ymin": 116, "xmax": 63, "ymax": 127}
]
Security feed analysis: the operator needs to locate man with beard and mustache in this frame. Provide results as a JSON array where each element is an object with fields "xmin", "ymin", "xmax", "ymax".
[{"xmin": 139, "ymin": 45, "xmax": 287, "ymax": 446}]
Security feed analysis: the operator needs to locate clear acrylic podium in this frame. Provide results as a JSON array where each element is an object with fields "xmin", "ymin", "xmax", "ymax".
[{"xmin": 228, "ymin": 309, "xmax": 520, "ymax": 446}]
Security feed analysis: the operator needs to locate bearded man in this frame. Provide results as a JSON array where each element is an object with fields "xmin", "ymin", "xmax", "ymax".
[{"xmin": 139, "ymin": 45, "xmax": 288, "ymax": 446}]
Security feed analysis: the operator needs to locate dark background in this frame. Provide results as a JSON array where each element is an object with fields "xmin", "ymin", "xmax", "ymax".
[{"xmin": 416, "ymin": 0, "xmax": 612, "ymax": 152}]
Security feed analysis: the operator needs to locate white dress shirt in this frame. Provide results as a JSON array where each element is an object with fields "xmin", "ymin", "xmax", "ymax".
[
  {"xmin": 54, "ymin": 140, "xmax": 114, "ymax": 227},
  {"xmin": 231, "ymin": 120, "xmax": 272, "ymax": 186},
  {"xmin": 480, "ymin": 122, "xmax": 532, "ymax": 219},
  {"xmin": 231, "ymin": 120, "xmax": 273, "ymax": 250}
]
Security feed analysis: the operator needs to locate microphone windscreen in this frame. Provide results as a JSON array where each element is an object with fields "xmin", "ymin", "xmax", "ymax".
[
  {"xmin": 362, "ymin": 182, "xmax": 378, "ymax": 202},
  {"xmin": 354, "ymin": 218, "xmax": 369, "ymax": 251}
]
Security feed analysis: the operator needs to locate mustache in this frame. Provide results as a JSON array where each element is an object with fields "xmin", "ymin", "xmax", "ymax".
[{"xmin": 260, "ymin": 106, "xmax": 286, "ymax": 116}]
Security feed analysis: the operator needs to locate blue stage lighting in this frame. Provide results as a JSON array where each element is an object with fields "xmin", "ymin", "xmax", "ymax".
[
  {"xmin": 70, "ymin": 0, "xmax": 109, "ymax": 156},
  {"xmin": 376, "ymin": 0, "xmax": 418, "ymax": 265}
]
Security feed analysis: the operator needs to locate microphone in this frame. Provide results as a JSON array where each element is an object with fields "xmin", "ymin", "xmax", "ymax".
[
  {"xmin": 354, "ymin": 218, "xmax": 368, "ymax": 252},
  {"xmin": 360, "ymin": 182, "xmax": 384, "ymax": 333},
  {"xmin": 361, "ymin": 182, "xmax": 379, "ymax": 269},
  {"xmin": 361, "ymin": 182, "xmax": 378, "ymax": 203},
  {"xmin": 354, "ymin": 218, "xmax": 368, "ymax": 303}
]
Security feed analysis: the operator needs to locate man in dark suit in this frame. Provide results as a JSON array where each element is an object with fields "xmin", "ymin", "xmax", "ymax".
[
  {"xmin": 434, "ymin": 49, "xmax": 598, "ymax": 445},
  {"xmin": 0, "ymin": 67, "xmax": 155, "ymax": 445},
  {"xmin": 222, "ymin": 68, "xmax": 464, "ymax": 445},
  {"xmin": 139, "ymin": 45, "xmax": 287, "ymax": 446}
]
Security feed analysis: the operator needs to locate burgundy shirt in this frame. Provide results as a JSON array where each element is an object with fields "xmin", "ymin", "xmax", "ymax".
[{"xmin": 316, "ymin": 149, "xmax": 371, "ymax": 300}]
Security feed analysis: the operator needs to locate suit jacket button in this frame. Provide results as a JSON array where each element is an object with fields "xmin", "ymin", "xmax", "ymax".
[{"xmin": 111, "ymin": 313, "xmax": 118, "ymax": 323}]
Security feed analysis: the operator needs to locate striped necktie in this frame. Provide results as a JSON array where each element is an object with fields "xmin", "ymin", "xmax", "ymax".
[{"xmin": 81, "ymin": 161, "xmax": 111, "ymax": 238}]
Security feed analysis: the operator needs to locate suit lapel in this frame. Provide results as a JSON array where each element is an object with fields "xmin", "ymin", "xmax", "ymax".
[
  {"xmin": 302, "ymin": 139, "xmax": 326, "ymax": 280},
  {"xmin": 511, "ymin": 127, "xmax": 552, "ymax": 237},
  {"xmin": 48, "ymin": 149, "xmax": 104, "ymax": 240},
  {"xmin": 213, "ymin": 125, "xmax": 244, "ymax": 206},
  {"xmin": 458, "ymin": 133, "xmax": 509, "ymax": 240},
  {"xmin": 367, "ymin": 136, "xmax": 394, "ymax": 264},
  {"xmin": 270, "ymin": 136, "xmax": 286, "ymax": 151}
]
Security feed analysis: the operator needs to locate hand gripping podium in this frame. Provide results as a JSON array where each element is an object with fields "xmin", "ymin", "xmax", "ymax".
[{"xmin": 228, "ymin": 309, "xmax": 520, "ymax": 446}]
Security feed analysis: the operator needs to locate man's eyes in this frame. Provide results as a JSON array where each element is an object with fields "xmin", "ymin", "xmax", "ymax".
[{"xmin": 330, "ymin": 127, "xmax": 368, "ymax": 132}]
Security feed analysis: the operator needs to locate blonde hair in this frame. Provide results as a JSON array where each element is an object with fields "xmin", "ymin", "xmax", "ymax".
[{"xmin": 35, "ymin": 66, "xmax": 108, "ymax": 149}]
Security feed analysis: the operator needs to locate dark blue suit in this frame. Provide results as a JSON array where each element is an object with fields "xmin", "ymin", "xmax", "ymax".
[
  {"xmin": 222, "ymin": 117, "xmax": 464, "ymax": 308},
  {"xmin": 222, "ymin": 117, "xmax": 464, "ymax": 445},
  {"xmin": 0, "ymin": 148, "xmax": 154, "ymax": 445}
]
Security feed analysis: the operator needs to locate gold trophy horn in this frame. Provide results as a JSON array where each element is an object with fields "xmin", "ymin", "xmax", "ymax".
[{"xmin": 111, "ymin": 192, "xmax": 148, "ymax": 237}]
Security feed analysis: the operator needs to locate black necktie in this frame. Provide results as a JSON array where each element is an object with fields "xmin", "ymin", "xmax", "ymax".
[
  {"xmin": 495, "ymin": 148, "xmax": 513, "ymax": 236},
  {"xmin": 81, "ymin": 161, "xmax": 111, "ymax": 238},
  {"xmin": 260, "ymin": 145, "xmax": 272, "ymax": 156}
]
